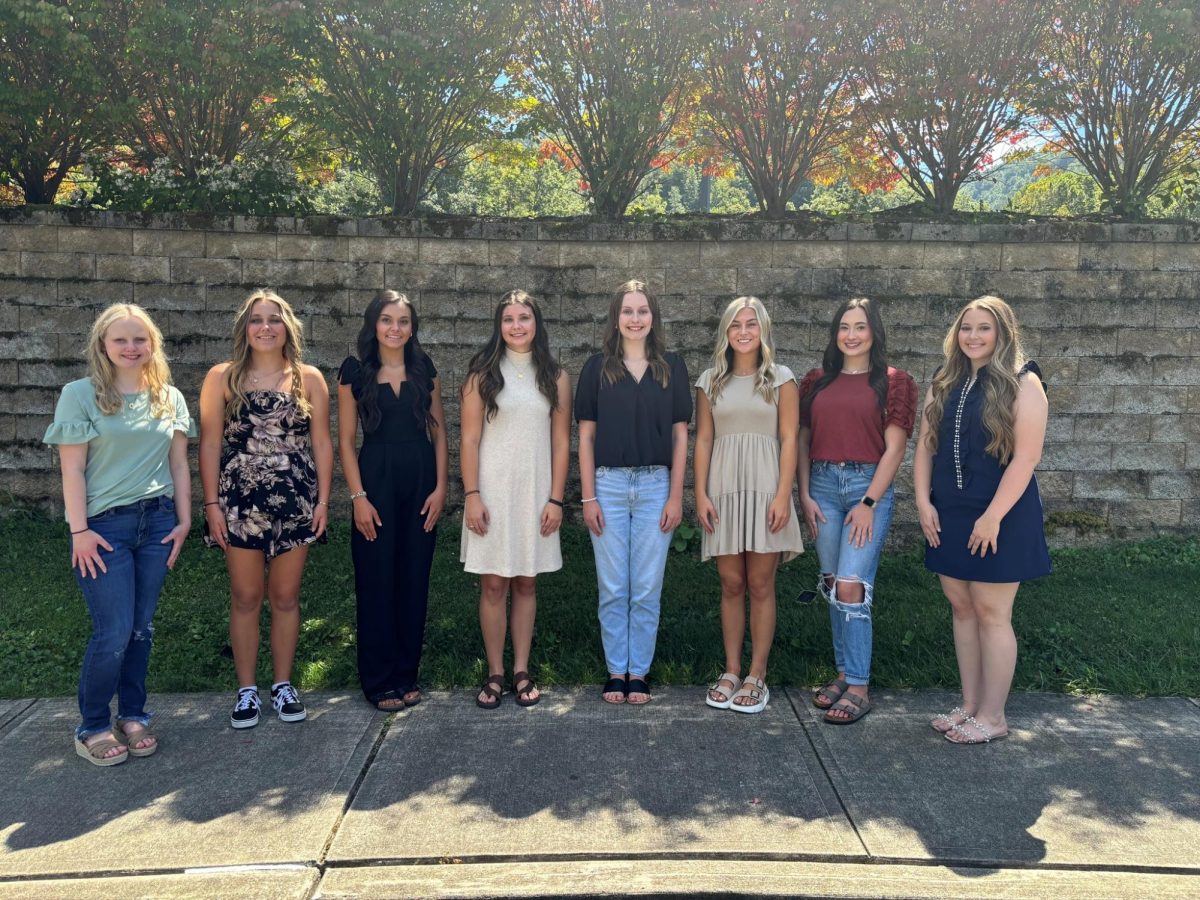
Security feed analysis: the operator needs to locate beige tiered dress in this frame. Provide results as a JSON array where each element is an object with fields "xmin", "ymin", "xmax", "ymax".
[
  {"xmin": 697, "ymin": 366, "xmax": 804, "ymax": 563},
  {"xmin": 460, "ymin": 348, "xmax": 563, "ymax": 577}
]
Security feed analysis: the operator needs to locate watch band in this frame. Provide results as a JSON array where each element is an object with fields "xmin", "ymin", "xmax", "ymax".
[{"xmin": 860, "ymin": 495, "xmax": 876, "ymax": 508}]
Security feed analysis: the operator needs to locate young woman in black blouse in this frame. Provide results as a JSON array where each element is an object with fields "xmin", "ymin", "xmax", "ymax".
[
  {"xmin": 576, "ymin": 279, "xmax": 692, "ymax": 705},
  {"xmin": 338, "ymin": 291, "xmax": 448, "ymax": 711}
]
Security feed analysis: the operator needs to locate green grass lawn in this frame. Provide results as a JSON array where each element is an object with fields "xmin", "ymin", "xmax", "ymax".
[{"xmin": 1, "ymin": 513, "xmax": 1196, "ymax": 698}]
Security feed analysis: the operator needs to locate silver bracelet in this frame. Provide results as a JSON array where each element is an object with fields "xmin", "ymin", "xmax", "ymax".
[{"xmin": 349, "ymin": 491, "xmax": 367, "ymax": 501}]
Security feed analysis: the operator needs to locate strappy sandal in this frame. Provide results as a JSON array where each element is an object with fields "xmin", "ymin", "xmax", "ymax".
[
  {"xmin": 824, "ymin": 691, "xmax": 871, "ymax": 724},
  {"xmin": 401, "ymin": 688, "xmax": 422, "ymax": 707},
  {"xmin": 512, "ymin": 671, "xmax": 540, "ymax": 707},
  {"xmin": 601, "ymin": 676, "xmax": 627, "ymax": 704},
  {"xmin": 369, "ymin": 690, "xmax": 406, "ymax": 712},
  {"xmin": 476, "ymin": 674, "xmax": 504, "ymax": 710},
  {"xmin": 730, "ymin": 675, "xmax": 769, "ymax": 714},
  {"xmin": 931, "ymin": 706, "xmax": 970, "ymax": 733},
  {"xmin": 74, "ymin": 731, "xmax": 129, "ymax": 767},
  {"xmin": 706, "ymin": 672, "xmax": 742, "ymax": 709},
  {"xmin": 115, "ymin": 720, "xmax": 158, "ymax": 757},
  {"xmin": 625, "ymin": 677, "xmax": 652, "ymax": 705},
  {"xmin": 946, "ymin": 715, "xmax": 1008, "ymax": 744},
  {"xmin": 813, "ymin": 677, "xmax": 848, "ymax": 710}
]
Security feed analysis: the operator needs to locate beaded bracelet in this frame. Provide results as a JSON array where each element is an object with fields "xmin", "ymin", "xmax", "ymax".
[{"xmin": 581, "ymin": 497, "xmax": 598, "ymax": 504}]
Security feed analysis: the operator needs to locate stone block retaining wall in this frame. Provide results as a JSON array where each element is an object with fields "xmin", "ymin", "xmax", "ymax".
[{"xmin": 2, "ymin": 209, "xmax": 1197, "ymax": 545}]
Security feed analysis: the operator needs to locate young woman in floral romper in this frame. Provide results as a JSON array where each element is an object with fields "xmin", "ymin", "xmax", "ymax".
[{"xmin": 200, "ymin": 289, "xmax": 333, "ymax": 730}]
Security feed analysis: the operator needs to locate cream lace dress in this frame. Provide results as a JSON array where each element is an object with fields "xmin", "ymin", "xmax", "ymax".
[
  {"xmin": 460, "ymin": 348, "xmax": 563, "ymax": 576},
  {"xmin": 697, "ymin": 366, "xmax": 804, "ymax": 563}
]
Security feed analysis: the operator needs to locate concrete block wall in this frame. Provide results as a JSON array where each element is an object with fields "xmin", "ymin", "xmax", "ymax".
[{"xmin": 2, "ymin": 208, "xmax": 1197, "ymax": 545}]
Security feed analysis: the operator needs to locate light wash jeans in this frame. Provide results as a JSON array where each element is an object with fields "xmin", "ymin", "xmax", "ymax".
[
  {"xmin": 72, "ymin": 496, "xmax": 175, "ymax": 739},
  {"xmin": 809, "ymin": 462, "xmax": 895, "ymax": 686},
  {"xmin": 589, "ymin": 466, "xmax": 673, "ymax": 677}
]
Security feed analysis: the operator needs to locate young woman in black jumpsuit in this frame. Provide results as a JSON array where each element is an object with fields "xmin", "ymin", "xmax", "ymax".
[{"xmin": 338, "ymin": 291, "xmax": 448, "ymax": 711}]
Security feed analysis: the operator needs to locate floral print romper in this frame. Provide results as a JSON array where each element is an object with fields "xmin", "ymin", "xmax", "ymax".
[{"xmin": 205, "ymin": 391, "xmax": 324, "ymax": 559}]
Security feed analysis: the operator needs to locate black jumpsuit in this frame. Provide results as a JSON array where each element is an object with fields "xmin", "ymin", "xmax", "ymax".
[{"xmin": 339, "ymin": 357, "xmax": 438, "ymax": 701}]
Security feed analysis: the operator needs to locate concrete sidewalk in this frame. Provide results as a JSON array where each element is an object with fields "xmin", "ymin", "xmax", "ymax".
[{"xmin": 1, "ymin": 688, "xmax": 1197, "ymax": 898}]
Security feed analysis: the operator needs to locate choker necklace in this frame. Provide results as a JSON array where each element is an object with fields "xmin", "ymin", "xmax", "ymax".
[{"xmin": 842, "ymin": 367, "xmax": 869, "ymax": 375}]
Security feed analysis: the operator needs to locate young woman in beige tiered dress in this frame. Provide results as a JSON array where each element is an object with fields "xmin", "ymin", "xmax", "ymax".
[
  {"xmin": 460, "ymin": 291, "xmax": 571, "ymax": 709},
  {"xmin": 694, "ymin": 296, "xmax": 804, "ymax": 714}
]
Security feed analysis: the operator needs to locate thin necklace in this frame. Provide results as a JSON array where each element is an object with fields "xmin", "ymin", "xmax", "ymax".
[
  {"xmin": 249, "ymin": 367, "xmax": 286, "ymax": 388},
  {"xmin": 842, "ymin": 366, "xmax": 869, "ymax": 374}
]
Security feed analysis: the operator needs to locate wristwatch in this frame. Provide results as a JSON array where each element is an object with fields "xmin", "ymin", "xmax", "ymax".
[{"xmin": 860, "ymin": 495, "xmax": 876, "ymax": 508}]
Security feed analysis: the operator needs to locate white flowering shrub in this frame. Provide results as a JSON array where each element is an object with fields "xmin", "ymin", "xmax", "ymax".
[{"xmin": 72, "ymin": 155, "xmax": 314, "ymax": 215}]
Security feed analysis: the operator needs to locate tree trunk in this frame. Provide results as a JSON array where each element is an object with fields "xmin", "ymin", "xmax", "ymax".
[{"xmin": 698, "ymin": 173, "xmax": 712, "ymax": 213}]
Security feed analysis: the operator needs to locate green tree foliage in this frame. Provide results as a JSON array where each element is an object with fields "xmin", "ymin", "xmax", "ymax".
[
  {"xmin": 699, "ymin": 0, "xmax": 857, "ymax": 216},
  {"xmin": 1031, "ymin": 0, "xmax": 1200, "ymax": 217},
  {"xmin": 297, "ymin": 0, "xmax": 522, "ymax": 215},
  {"xmin": 101, "ymin": 0, "xmax": 299, "ymax": 179},
  {"xmin": 428, "ymin": 143, "xmax": 589, "ymax": 218},
  {"xmin": 855, "ymin": 0, "xmax": 1049, "ymax": 214},
  {"xmin": 1010, "ymin": 170, "xmax": 1103, "ymax": 215},
  {"xmin": 0, "ymin": 0, "xmax": 114, "ymax": 204},
  {"xmin": 518, "ymin": 0, "xmax": 700, "ymax": 219}
]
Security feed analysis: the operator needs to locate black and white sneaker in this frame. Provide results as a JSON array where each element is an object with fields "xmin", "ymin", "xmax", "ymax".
[
  {"xmin": 271, "ymin": 682, "xmax": 307, "ymax": 722},
  {"xmin": 231, "ymin": 687, "xmax": 261, "ymax": 729}
]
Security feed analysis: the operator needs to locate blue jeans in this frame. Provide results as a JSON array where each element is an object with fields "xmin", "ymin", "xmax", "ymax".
[
  {"xmin": 590, "ymin": 466, "xmax": 673, "ymax": 677},
  {"xmin": 809, "ymin": 462, "xmax": 895, "ymax": 686},
  {"xmin": 73, "ymin": 496, "xmax": 176, "ymax": 739}
]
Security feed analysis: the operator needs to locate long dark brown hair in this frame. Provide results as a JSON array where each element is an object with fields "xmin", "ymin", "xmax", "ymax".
[
  {"xmin": 464, "ymin": 290, "xmax": 561, "ymax": 421},
  {"xmin": 353, "ymin": 290, "xmax": 437, "ymax": 434},
  {"xmin": 800, "ymin": 297, "xmax": 890, "ymax": 422},
  {"xmin": 601, "ymin": 278, "xmax": 671, "ymax": 388}
]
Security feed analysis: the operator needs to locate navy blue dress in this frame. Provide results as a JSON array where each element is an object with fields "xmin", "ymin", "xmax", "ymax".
[{"xmin": 924, "ymin": 362, "xmax": 1052, "ymax": 583}]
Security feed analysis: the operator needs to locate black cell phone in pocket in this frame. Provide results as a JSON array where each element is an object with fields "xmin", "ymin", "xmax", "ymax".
[{"xmin": 795, "ymin": 589, "xmax": 818, "ymax": 604}]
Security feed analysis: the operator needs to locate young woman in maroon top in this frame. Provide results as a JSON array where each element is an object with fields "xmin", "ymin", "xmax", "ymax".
[{"xmin": 796, "ymin": 298, "xmax": 917, "ymax": 724}]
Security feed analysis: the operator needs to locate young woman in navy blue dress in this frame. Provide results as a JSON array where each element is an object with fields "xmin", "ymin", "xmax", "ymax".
[{"xmin": 913, "ymin": 295, "xmax": 1051, "ymax": 744}]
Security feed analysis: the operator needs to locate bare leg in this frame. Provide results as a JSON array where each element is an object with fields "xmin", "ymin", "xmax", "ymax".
[
  {"xmin": 265, "ymin": 546, "xmax": 308, "ymax": 685},
  {"xmin": 937, "ymin": 574, "xmax": 980, "ymax": 730},
  {"xmin": 946, "ymin": 580, "xmax": 1019, "ymax": 742},
  {"xmin": 743, "ymin": 551, "xmax": 779, "ymax": 681},
  {"xmin": 510, "ymin": 575, "xmax": 540, "ymax": 703},
  {"xmin": 478, "ymin": 574, "xmax": 510, "ymax": 703},
  {"xmin": 227, "ymin": 547, "xmax": 268, "ymax": 687},
  {"xmin": 708, "ymin": 554, "xmax": 747, "ymax": 704}
]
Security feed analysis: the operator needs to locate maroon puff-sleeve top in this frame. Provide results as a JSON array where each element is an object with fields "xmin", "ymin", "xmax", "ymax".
[{"xmin": 799, "ymin": 367, "xmax": 918, "ymax": 463}]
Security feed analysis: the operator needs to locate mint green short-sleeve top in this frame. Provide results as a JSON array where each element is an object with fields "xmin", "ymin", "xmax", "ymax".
[{"xmin": 43, "ymin": 378, "xmax": 197, "ymax": 518}]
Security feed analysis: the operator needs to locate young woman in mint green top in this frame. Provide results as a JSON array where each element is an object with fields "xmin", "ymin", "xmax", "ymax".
[{"xmin": 44, "ymin": 303, "xmax": 193, "ymax": 767}]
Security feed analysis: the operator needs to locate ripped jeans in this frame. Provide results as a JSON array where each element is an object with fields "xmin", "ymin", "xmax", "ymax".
[
  {"xmin": 809, "ymin": 462, "xmax": 895, "ymax": 686},
  {"xmin": 72, "ymin": 496, "xmax": 176, "ymax": 739}
]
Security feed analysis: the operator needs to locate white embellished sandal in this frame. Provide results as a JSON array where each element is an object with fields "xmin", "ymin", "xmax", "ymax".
[
  {"xmin": 945, "ymin": 715, "xmax": 1008, "ymax": 744},
  {"xmin": 930, "ymin": 706, "xmax": 970, "ymax": 733}
]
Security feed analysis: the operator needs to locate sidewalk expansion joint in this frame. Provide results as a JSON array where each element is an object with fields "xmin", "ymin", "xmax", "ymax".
[
  {"xmin": 781, "ymin": 686, "xmax": 872, "ymax": 859},
  {"xmin": 319, "ymin": 852, "xmax": 1200, "ymax": 877},
  {"xmin": 0, "ymin": 862, "xmax": 319, "ymax": 884},
  {"xmin": 0, "ymin": 698, "xmax": 38, "ymax": 733},
  {"xmin": 315, "ymin": 710, "xmax": 395, "ymax": 867}
]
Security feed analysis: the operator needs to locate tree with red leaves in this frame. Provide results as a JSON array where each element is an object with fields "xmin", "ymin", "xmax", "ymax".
[
  {"xmin": 1031, "ymin": 0, "xmax": 1200, "ymax": 218},
  {"xmin": 698, "ymin": 0, "xmax": 859, "ymax": 216},
  {"xmin": 855, "ymin": 0, "xmax": 1049, "ymax": 214}
]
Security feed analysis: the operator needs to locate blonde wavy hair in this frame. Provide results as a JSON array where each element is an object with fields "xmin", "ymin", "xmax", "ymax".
[
  {"xmin": 86, "ymin": 303, "xmax": 174, "ymax": 418},
  {"xmin": 224, "ymin": 289, "xmax": 312, "ymax": 421},
  {"xmin": 924, "ymin": 295, "xmax": 1026, "ymax": 464},
  {"xmin": 706, "ymin": 296, "xmax": 779, "ymax": 405}
]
